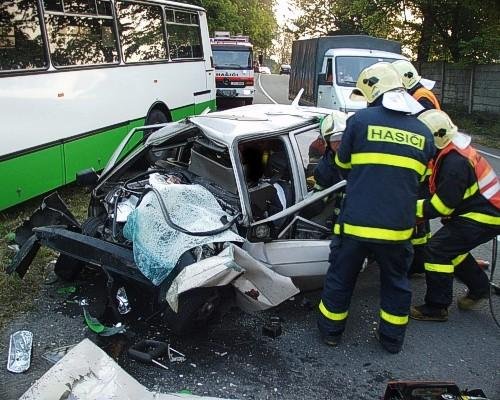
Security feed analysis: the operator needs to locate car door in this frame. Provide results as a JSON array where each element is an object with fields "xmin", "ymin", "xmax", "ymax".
[{"xmin": 242, "ymin": 126, "xmax": 345, "ymax": 290}]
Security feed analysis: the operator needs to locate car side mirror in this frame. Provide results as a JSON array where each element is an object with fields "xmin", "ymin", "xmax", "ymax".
[
  {"xmin": 318, "ymin": 73, "xmax": 333, "ymax": 86},
  {"xmin": 76, "ymin": 168, "xmax": 99, "ymax": 186}
]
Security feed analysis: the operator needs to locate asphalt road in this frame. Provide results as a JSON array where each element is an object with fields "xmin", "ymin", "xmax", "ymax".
[{"xmin": 1, "ymin": 76, "xmax": 499, "ymax": 400}]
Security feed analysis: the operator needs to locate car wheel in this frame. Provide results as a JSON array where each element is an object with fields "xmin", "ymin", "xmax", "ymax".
[
  {"xmin": 244, "ymin": 98, "xmax": 253, "ymax": 106},
  {"xmin": 164, "ymin": 287, "xmax": 220, "ymax": 335}
]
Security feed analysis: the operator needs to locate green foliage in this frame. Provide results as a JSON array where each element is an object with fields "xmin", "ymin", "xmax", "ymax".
[
  {"xmin": 183, "ymin": 0, "xmax": 278, "ymax": 51},
  {"xmin": 291, "ymin": 0, "xmax": 500, "ymax": 62}
]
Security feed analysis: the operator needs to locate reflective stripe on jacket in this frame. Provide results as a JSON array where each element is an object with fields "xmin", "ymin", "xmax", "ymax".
[
  {"xmin": 334, "ymin": 103, "xmax": 435, "ymax": 242},
  {"xmin": 430, "ymin": 143, "xmax": 500, "ymax": 209},
  {"xmin": 417, "ymin": 144, "xmax": 500, "ymax": 226}
]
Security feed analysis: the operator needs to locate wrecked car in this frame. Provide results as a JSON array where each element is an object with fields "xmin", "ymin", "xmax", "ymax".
[{"xmin": 8, "ymin": 104, "xmax": 346, "ymax": 334}]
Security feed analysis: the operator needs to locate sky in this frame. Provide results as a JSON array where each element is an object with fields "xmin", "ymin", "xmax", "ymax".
[{"xmin": 275, "ymin": 0, "xmax": 297, "ymax": 26}]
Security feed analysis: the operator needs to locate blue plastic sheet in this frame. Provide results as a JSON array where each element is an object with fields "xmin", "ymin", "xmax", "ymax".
[{"xmin": 123, "ymin": 184, "xmax": 243, "ymax": 285}]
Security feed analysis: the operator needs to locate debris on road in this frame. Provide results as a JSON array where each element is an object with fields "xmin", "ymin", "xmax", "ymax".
[
  {"xmin": 83, "ymin": 308, "xmax": 126, "ymax": 336},
  {"xmin": 41, "ymin": 344, "xmax": 76, "ymax": 364},
  {"xmin": 7, "ymin": 330, "xmax": 33, "ymax": 373},
  {"xmin": 168, "ymin": 345, "xmax": 186, "ymax": 362},
  {"xmin": 19, "ymin": 339, "xmax": 229, "ymax": 400},
  {"xmin": 116, "ymin": 286, "xmax": 132, "ymax": 314},
  {"xmin": 128, "ymin": 340, "xmax": 170, "ymax": 370},
  {"xmin": 56, "ymin": 286, "xmax": 76, "ymax": 295},
  {"xmin": 262, "ymin": 316, "xmax": 282, "ymax": 339}
]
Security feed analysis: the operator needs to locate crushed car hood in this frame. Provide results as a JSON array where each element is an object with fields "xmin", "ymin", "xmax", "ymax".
[{"xmin": 166, "ymin": 244, "xmax": 299, "ymax": 313}]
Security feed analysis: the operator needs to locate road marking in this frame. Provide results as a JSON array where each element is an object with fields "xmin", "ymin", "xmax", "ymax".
[
  {"xmin": 257, "ymin": 73, "xmax": 278, "ymax": 104},
  {"xmin": 477, "ymin": 149, "xmax": 500, "ymax": 160}
]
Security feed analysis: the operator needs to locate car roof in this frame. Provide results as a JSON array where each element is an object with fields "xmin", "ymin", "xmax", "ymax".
[{"xmin": 189, "ymin": 104, "xmax": 331, "ymax": 146}]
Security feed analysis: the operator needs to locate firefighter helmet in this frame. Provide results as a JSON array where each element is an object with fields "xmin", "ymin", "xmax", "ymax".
[
  {"xmin": 320, "ymin": 110, "xmax": 348, "ymax": 142},
  {"xmin": 350, "ymin": 62, "xmax": 404, "ymax": 104},
  {"xmin": 418, "ymin": 109, "xmax": 458, "ymax": 149},
  {"xmin": 392, "ymin": 60, "xmax": 421, "ymax": 90}
]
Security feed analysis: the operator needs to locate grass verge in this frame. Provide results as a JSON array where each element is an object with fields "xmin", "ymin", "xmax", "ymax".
[
  {"xmin": 0, "ymin": 184, "xmax": 89, "ymax": 331},
  {"xmin": 447, "ymin": 108, "xmax": 500, "ymax": 149}
]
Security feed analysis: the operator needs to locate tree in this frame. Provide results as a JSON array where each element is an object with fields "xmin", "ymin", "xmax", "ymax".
[
  {"xmin": 183, "ymin": 0, "xmax": 278, "ymax": 51},
  {"xmin": 291, "ymin": 0, "xmax": 500, "ymax": 62}
]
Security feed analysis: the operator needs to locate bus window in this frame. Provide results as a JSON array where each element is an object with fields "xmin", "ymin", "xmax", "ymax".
[
  {"xmin": 45, "ymin": 14, "xmax": 118, "ymax": 66},
  {"xmin": 166, "ymin": 9, "xmax": 202, "ymax": 60},
  {"xmin": 44, "ymin": 0, "xmax": 112, "ymax": 16},
  {"xmin": 0, "ymin": 0, "xmax": 47, "ymax": 72},
  {"xmin": 116, "ymin": 2, "xmax": 167, "ymax": 63}
]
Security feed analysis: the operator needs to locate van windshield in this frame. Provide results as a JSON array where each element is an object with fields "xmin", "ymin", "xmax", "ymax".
[
  {"xmin": 335, "ymin": 56, "xmax": 399, "ymax": 87},
  {"xmin": 213, "ymin": 48, "xmax": 253, "ymax": 69}
]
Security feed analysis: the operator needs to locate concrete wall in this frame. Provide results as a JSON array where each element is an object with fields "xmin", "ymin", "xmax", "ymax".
[{"xmin": 416, "ymin": 62, "xmax": 500, "ymax": 114}]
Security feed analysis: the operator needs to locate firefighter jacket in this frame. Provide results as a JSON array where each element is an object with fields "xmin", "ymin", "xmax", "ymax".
[
  {"xmin": 409, "ymin": 82, "xmax": 441, "ymax": 110},
  {"xmin": 314, "ymin": 148, "xmax": 343, "ymax": 189},
  {"xmin": 417, "ymin": 143, "xmax": 500, "ymax": 227},
  {"xmin": 334, "ymin": 104, "xmax": 435, "ymax": 243}
]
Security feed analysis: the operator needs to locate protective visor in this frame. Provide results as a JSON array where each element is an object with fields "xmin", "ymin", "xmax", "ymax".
[{"xmin": 382, "ymin": 89, "xmax": 425, "ymax": 114}]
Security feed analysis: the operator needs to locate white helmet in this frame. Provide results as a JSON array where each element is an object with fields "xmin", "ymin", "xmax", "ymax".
[
  {"xmin": 418, "ymin": 109, "xmax": 458, "ymax": 149},
  {"xmin": 350, "ymin": 62, "xmax": 404, "ymax": 104},
  {"xmin": 392, "ymin": 60, "xmax": 421, "ymax": 90},
  {"xmin": 320, "ymin": 110, "xmax": 348, "ymax": 142}
]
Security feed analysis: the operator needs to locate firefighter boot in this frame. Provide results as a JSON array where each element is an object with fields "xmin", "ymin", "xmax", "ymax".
[
  {"xmin": 374, "ymin": 331, "xmax": 402, "ymax": 354},
  {"xmin": 457, "ymin": 291, "xmax": 489, "ymax": 310},
  {"xmin": 410, "ymin": 304, "xmax": 448, "ymax": 322}
]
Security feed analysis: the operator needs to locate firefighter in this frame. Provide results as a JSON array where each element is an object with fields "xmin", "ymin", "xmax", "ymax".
[
  {"xmin": 317, "ymin": 62, "xmax": 435, "ymax": 354},
  {"xmin": 392, "ymin": 60, "xmax": 441, "ymax": 110},
  {"xmin": 410, "ymin": 110, "xmax": 500, "ymax": 321},
  {"xmin": 313, "ymin": 110, "xmax": 348, "ymax": 189},
  {"xmin": 392, "ymin": 60, "xmax": 441, "ymax": 276}
]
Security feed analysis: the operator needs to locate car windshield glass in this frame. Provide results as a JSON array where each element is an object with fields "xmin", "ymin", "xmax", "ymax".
[
  {"xmin": 213, "ymin": 50, "xmax": 252, "ymax": 69},
  {"xmin": 335, "ymin": 56, "xmax": 398, "ymax": 87}
]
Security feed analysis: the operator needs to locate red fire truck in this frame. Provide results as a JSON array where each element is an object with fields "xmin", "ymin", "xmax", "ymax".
[{"xmin": 211, "ymin": 32, "xmax": 254, "ymax": 105}]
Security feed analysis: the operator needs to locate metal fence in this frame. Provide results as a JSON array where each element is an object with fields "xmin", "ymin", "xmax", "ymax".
[{"xmin": 416, "ymin": 62, "xmax": 500, "ymax": 115}]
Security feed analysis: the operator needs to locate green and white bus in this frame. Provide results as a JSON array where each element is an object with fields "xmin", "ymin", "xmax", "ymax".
[{"xmin": 0, "ymin": 0, "xmax": 216, "ymax": 210}]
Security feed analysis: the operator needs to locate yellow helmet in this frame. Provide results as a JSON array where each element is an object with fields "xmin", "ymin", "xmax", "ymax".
[
  {"xmin": 350, "ymin": 62, "xmax": 404, "ymax": 104},
  {"xmin": 418, "ymin": 109, "xmax": 458, "ymax": 149},
  {"xmin": 320, "ymin": 110, "xmax": 348, "ymax": 142},
  {"xmin": 392, "ymin": 60, "xmax": 421, "ymax": 90}
]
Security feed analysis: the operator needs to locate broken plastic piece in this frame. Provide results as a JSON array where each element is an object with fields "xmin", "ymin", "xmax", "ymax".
[
  {"xmin": 83, "ymin": 308, "xmax": 126, "ymax": 336},
  {"xmin": 57, "ymin": 286, "xmax": 76, "ymax": 295},
  {"xmin": 262, "ymin": 316, "xmax": 282, "ymax": 339},
  {"xmin": 7, "ymin": 330, "xmax": 33, "ymax": 373},
  {"xmin": 7, "ymin": 244, "xmax": 20, "ymax": 252},
  {"xmin": 128, "ymin": 340, "xmax": 169, "ymax": 370},
  {"xmin": 168, "ymin": 345, "xmax": 186, "ymax": 362},
  {"xmin": 42, "ymin": 344, "xmax": 76, "ymax": 364},
  {"xmin": 116, "ymin": 287, "xmax": 131, "ymax": 315},
  {"xmin": 83, "ymin": 308, "xmax": 105, "ymax": 334}
]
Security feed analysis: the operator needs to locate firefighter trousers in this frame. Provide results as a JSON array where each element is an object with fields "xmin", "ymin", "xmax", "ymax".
[
  {"xmin": 318, "ymin": 235, "xmax": 413, "ymax": 345},
  {"xmin": 424, "ymin": 218, "xmax": 499, "ymax": 308}
]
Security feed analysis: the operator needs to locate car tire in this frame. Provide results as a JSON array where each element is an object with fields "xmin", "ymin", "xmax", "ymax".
[
  {"xmin": 244, "ymin": 98, "xmax": 253, "ymax": 106},
  {"xmin": 164, "ymin": 287, "xmax": 220, "ymax": 335}
]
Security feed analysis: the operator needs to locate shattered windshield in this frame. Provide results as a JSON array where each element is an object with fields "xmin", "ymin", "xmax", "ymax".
[{"xmin": 335, "ymin": 56, "xmax": 399, "ymax": 87}]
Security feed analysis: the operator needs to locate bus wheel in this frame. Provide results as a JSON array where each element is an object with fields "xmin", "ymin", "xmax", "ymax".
[
  {"xmin": 145, "ymin": 109, "xmax": 169, "ymax": 135},
  {"xmin": 145, "ymin": 108, "xmax": 170, "ymax": 164}
]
